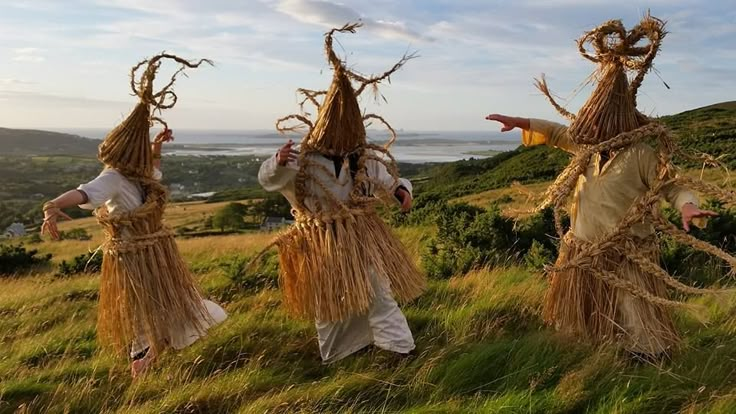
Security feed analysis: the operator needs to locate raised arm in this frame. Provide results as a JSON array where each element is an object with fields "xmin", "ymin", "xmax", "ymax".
[
  {"xmin": 485, "ymin": 114, "xmax": 577, "ymax": 153},
  {"xmin": 151, "ymin": 128, "xmax": 173, "ymax": 171},
  {"xmin": 41, "ymin": 170, "xmax": 124, "ymax": 240},
  {"xmin": 258, "ymin": 140, "xmax": 299, "ymax": 192}
]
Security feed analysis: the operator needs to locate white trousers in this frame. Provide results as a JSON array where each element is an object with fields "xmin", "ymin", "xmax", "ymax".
[
  {"xmin": 130, "ymin": 299, "xmax": 228, "ymax": 358},
  {"xmin": 315, "ymin": 272, "xmax": 415, "ymax": 363}
]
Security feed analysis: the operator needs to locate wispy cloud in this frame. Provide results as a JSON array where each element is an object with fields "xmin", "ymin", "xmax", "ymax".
[
  {"xmin": 0, "ymin": 0, "xmax": 733, "ymax": 130},
  {"xmin": 276, "ymin": 0, "xmax": 429, "ymax": 42},
  {"xmin": 12, "ymin": 47, "xmax": 46, "ymax": 62}
]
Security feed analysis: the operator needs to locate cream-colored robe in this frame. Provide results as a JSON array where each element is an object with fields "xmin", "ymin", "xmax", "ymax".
[{"xmin": 523, "ymin": 119, "xmax": 698, "ymax": 355}]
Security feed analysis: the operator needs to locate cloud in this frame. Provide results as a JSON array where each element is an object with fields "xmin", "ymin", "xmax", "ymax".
[
  {"xmin": 0, "ymin": 78, "xmax": 37, "ymax": 86},
  {"xmin": 12, "ymin": 48, "xmax": 46, "ymax": 63},
  {"xmin": 276, "ymin": 0, "xmax": 429, "ymax": 42}
]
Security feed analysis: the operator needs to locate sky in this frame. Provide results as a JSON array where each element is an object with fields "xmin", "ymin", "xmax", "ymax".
[{"xmin": 0, "ymin": 0, "xmax": 733, "ymax": 132}]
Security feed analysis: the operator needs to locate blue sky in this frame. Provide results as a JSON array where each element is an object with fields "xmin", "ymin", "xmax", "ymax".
[{"xmin": 0, "ymin": 0, "xmax": 733, "ymax": 131}]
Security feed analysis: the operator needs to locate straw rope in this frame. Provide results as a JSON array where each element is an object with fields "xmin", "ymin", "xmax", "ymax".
[{"xmin": 531, "ymin": 14, "xmax": 735, "ymax": 351}]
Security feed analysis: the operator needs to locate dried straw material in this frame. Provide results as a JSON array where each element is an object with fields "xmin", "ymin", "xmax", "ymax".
[
  {"xmin": 96, "ymin": 179, "xmax": 210, "ymax": 356},
  {"xmin": 94, "ymin": 54, "xmax": 213, "ymax": 356},
  {"xmin": 530, "ymin": 14, "xmax": 736, "ymax": 352},
  {"xmin": 98, "ymin": 53, "xmax": 212, "ymax": 179},
  {"xmin": 263, "ymin": 23, "xmax": 424, "ymax": 322}
]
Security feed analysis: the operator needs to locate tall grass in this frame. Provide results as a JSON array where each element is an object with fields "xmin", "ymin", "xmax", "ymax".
[{"xmin": 3, "ymin": 199, "xmax": 736, "ymax": 413}]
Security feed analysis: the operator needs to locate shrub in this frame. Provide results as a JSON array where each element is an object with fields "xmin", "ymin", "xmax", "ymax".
[
  {"xmin": 218, "ymin": 253, "xmax": 279, "ymax": 297},
  {"xmin": 421, "ymin": 203, "xmax": 562, "ymax": 278},
  {"xmin": 0, "ymin": 244, "xmax": 52, "ymax": 275},
  {"xmin": 660, "ymin": 200, "xmax": 736, "ymax": 287},
  {"xmin": 59, "ymin": 228, "xmax": 91, "ymax": 241},
  {"xmin": 56, "ymin": 251, "xmax": 103, "ymax": 277},
  {"xmin": 524, "ymin": 240, "xmax": 554, "ymax": 271}
]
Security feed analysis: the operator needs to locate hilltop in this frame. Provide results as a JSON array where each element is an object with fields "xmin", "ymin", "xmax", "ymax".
[
  {"xmin": 0, "ymin": 128, "xmax": 100, "ymax": 156},
  {"xmin": 413, "ymin": 101, "xmax": 736, "ymax": 200}
]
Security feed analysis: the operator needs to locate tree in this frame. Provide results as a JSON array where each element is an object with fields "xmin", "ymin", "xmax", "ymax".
[
  {"xmin": 252, "ymin": 195, "xmax": 293, "ymax": 221},
  {"xmin": 211, "ymin": 202, "xmax": 248, "ymax": 232}
]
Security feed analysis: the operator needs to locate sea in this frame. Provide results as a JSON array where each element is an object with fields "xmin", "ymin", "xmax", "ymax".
[{"xmin": 56, "ymin": 128, "xmax": 521, "ymax": 164}]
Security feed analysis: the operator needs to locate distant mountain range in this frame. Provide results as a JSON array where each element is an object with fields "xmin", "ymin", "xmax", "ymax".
[
  {"xmin": 0, "ymin": 128, "xmax": 99, "ymax": 156},
  {"xmin": 2, "ymin": 101, "xmax": 734, "ymax": 156}
]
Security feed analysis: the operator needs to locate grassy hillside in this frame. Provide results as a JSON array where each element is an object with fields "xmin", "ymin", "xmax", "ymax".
[
  {"xmin": 2, "ymin": 194, "xmax": 736, "ymax": 413},
  {"xmin": 0, "ymin": 128, "xmax": 100, "ymax": 156},
  {"xmin": 414, "ymin": 101, "xmax": 736, "ymax": 202},
  {"xmin": 2, "ymin": 102, "xmax": 736, "ymax": 413}
]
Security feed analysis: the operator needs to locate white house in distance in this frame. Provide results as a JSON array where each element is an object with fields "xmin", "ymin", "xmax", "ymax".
[
  {"xmin": 260, "ymin": 217, "xmax": 294, "ymax": 231},
  {"xmin": 3, "ymin": 222, "xmax": 27, "ymax": 238}
]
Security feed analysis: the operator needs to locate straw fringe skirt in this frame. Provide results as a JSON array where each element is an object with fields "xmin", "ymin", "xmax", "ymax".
[
  {"xmin": 275, "ymin": 211, "xmax": 425, "ymax": 323},
  {"xmin": 543, "ymin": 234, "xmax": 678, "ymax": 355}
]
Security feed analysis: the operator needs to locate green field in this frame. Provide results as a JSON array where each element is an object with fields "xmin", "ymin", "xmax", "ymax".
[{"xmin": 2, "ymin": 102, "xmax": 736, "ymax": 413}]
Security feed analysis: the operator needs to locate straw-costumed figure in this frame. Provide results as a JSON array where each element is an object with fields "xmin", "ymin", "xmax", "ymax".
[
  {"xmin": 95, "ymin": 53, "xmax": 215, "ymax": 357},
  {"xmin": 259, "ymin": 23, "xmax": 425, "ymax": 324},
  {"xmin": 526, "ymin": 13, "xmax": 736, "ymax": 355}
]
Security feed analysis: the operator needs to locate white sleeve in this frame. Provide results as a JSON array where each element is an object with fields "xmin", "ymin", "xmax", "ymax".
[
  {"xmin": 77, "ymin": 170, "xmax": 124, "ymax": 210},
  {"xmin": 366, "ymin": 156, "xmax": 413, "ymax": 198},
  {"xmin": 152, "ymin": 167, "xmax": 162, "ymax": 181},
  {"xmin": 258, "ymin": 154, "xmax": 298, "ymax": 192}
]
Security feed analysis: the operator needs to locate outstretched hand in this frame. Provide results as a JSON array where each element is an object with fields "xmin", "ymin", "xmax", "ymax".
[
  {"xmin": 395, "ymin": 187, "xmax": 412, "ymax": 212},
  {"xmin": 485, "ymin": 114, "xmax": 529, "ymax": 132},
  {"xmin": 153, "ymin": 128, "xmax": 174, "ymax": 144},
  {"xmin": 680, "ymin": 203, "xmax": 718, "ymax": 232},
  {"xmin": 277, "ymin": 139, "xmax": 299, "ymax": 166},
  {"xmin": 41, "ymin": 208, "xmax": 72, "ymax": 241}
]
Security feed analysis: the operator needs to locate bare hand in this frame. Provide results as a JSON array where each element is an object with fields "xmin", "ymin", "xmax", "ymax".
[
  {"xmin": 153, "ymin": 128, "xmax": 174, "ymax": 144},
  {"xmin": 680, "ymin": 203, "xmax": 718, "ymax": 232},
  {"xmin": 485, "ymin": 114, "xmax": 528, "ymax": 132},
  {"xmin": 41, "ymin": 208, "xmax": 72, "ymax": 241},
  {"xmin": 277, "ymin": 140, "xmax": 299, "ymax": 166},
  {"xmin": 395, "ymin": 187, "xmax": 412, "ymax": 212}
]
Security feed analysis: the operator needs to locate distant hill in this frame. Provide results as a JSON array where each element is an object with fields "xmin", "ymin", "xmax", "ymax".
[
  {"xmin": 0, "ymin": 128, "xmax": 100, "ymax": 156},
  {"xmin": 415, "ymin": 101, "xmax": 736, "ymax": 200}
]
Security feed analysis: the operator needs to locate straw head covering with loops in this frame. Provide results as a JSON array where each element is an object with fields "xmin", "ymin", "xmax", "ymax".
[{"xmin": 538, "ymin": 14, "xmax": 665, "ymax": 145}]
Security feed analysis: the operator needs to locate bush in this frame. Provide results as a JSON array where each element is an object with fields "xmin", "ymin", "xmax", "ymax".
[
  {"xmin": 59, "ymin": 228, "xmax": 91, "ymax": 241},
  {"xmin": 524, "ymin": 240, "xmax": 554, "ymax": 271},
  {"xmin": 214, "ymin": 253, "xmax": 279, "ymax": 302},
  {"xmin": 0, "ymin": 244, "xmax": 52, "ymax": 275},
  {"xmin": 660, "ymin": 200, "xmax": 736, "ymax": 287},
  {"xmin": 56, "ymin": 251, "xmax": 103, "ymax": 277},
  {"xmin": 421, "ymin": 203, "xmax": 562, "ymax": 278}
]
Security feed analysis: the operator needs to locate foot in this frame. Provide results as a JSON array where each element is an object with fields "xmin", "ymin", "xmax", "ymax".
[{"xmin": 131, "ymin": 355, "xmax": 155, "ymax": 378}]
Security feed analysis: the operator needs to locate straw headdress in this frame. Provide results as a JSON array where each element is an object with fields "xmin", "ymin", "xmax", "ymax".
[{"xmin": 98, "ymin": 53, "xmax": 212, "ymax": 179}]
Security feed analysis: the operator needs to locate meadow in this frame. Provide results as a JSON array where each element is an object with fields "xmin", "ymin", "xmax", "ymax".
[
  {"xmin": 2, "ymin": 102, "xmax": 736, "ymax": 413},
  {"xmin": 2, "ymin": 189, "xmax": 736, "ymax": 413}
]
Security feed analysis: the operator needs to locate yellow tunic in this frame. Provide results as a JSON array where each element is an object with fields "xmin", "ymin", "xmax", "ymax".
[
  {"xmin": 523, "ymin": 119, "xmax": 698, "ymax": 241},
  {"xmin": 522, "ymin": 119, "xmax": 699, "ymax": 355}
]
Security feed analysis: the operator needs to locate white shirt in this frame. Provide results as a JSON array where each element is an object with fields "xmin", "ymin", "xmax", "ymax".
[
  {"xmin": 77, "ymin": 168, "xmax": 162, "ymax": 214},
  {"xmin": 258, "ymin": 151, "xmax": 412, "ymax": 212}
]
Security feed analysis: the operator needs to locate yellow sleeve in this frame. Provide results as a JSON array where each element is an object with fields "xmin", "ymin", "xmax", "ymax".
[
  {"xmin": 638, "ymin": 144, "xmax": 699, "ymax": 210},
  {"xmin": 521, "ymin": 119, "xmax": 577, "ymax": 153}
]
